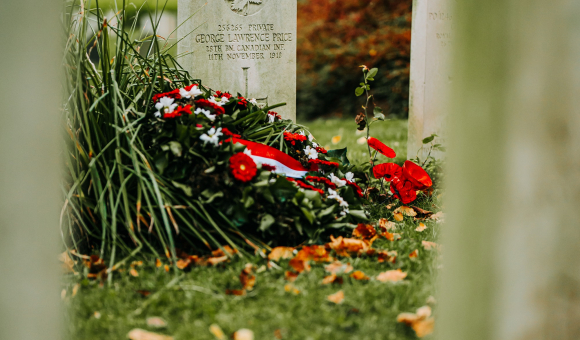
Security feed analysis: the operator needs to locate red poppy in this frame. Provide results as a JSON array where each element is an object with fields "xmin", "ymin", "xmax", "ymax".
[
  {"xmin": 389, "ymin": 177, "xmax": 417, "ymax": 204},
  {"xmin": 152, "ymin": 89, "xmax": 181, "ymax": 102},
  {"xmin": 402, "ymin": 160, "xmax": 432, "ymax": 190},
  {"xmin": 229, "ymin": 153, "xmax": 257, "ymax": 182},
  {"xmin": 367, "ymin": 137, "xmax": 396, "ymax": 158},
  {"xmin": 221, "ymin": 127, "xmax": 241, "ymax": 138},
  {"xmin": 372, "ymin": 163, "xmax": 402, "ymax": 181}
]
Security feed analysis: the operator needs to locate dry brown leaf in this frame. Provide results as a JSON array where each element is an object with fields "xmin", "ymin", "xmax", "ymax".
[
  {"xmin": 284, "ymin": 284, "xmax": 300, "ymax": 295},
  {"xmin": 376, "ymin": 269, "xmax": 407, "ymax": 282},
  {"xmin": 415, "ymin": 223, "xmax": 427, "ymax": 232},
  {"xmin": 209, "ymin": 324, "xmax": 226, "ymax": 339},
  {"xmin": 293, "ymin": 245, "xmax": 333, "ymax": 262},
  {"xmin": 212, "ymin": 245, "xmax": 238, "ymax": 257},
  {"xmin": 409, "ymin": 249, "xmax": 419, "ymax": 258},
  {"xmin": 207, "ymin": 256, "xmax": 228, "ymax": 266},
  {"xmin": 136, "ymin": 290, "xmax": 151, "ymax": 297},
  {"xmin": 422, "ymin": 240, "xmax": 440, "ymax": 251},
  {"xmin": 85, "ymin": 255, "xmax": 107, "ymax": 281},
  {"xmin": 411, "ymin": 205, "xmax": 433, "ymax": 216},
  {"xmin": 284, "ymin": 271, "xmax": 299, "ymax": 282},
  {"xmin": 378, "ymin": 218, "xmax": 396, "ymax": 231},
  {"xmin": 386, "ymin": 204, "xmax": 392, "ymax": 210},
  {"xmin": 130, "ymin": 268, "xmax": 139, "ymax": 277},
  {"xmin": 240, "ymin": 263, "xmax": 256, "ymax": 291},
  {"xmin": 274, "ymin": 329, "xmax": 283, "ymax": 339},
  {"xmin": 350, "ymin": 271, "xmax": 370, "ymax": 280},
  {"xmin": 289, "ymin": 258, "xmax": 310, "ymax": 273},
  {"xmin": 327, "ymin": 290, "xmax": 345, "ymax": 304},
  {"xmin": 146, "ymin": 317, "xmax": 168, "ymax": 328},
  {"xmin": 72, "ymin": 283, "xmax": 80, "ymax": 297},
  {"xmin": 225, "ymin": 289, "xmax": 246, "ymax": 296},
  {"xmin": 397, "ymin": 306, "xmax": 434, "ymax": 338},
  {"xmin": 59, "ymin": 251, "xmax": 75, "ymax": 273},
  {"xmin": 393, "ymin": 212, "xmax": 404, "ymax": 222},
  {"xmin": 321, "ymin": 273, "xmax": 343, "ymax": 285},
  {"xmin": 352, "ymin": 223, "xmax": 377, "ymax": 240},
  {"xmin": 268, "ymin": 247, "xmax": 295, "ymax": 261},
  {"xmin": 233, "ymin": 329, "xmax": 254, "ymax": 340},
  {"xmin": 176, "ymin": 259, "xmax": 190, "ymax": 270},
  {"xmin": 377, "ymin": 250, "xmax": 397, "ymax": 264},
  {"xmin": 127, "ymin": 328, "xmax": 173, "ymax": 340},
  {"xmin": 156, "ymin": 259, "xmax": 162, "ymax": 268},
  {"xmin": 324, "ymin": 261, "xmax": 353, "ymax": 274},
  {"xmin": 382, "ymin": 231, "xmax": 395, "ymax": 241},
  {"xmin": 327, "ymin": 235, "xmax": 370, "ymax": 257},
  {"xmin": 429, "ymin": 211, "xmax": 444, "ymax": 221},
  {"xmin": 395, "ymin": 206, "xmax": 417, "ymax": 217}
]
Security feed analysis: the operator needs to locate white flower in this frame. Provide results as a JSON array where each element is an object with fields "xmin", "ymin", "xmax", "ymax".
[
  {"xmin": 329, "ymin": 173, "xmax": 346, "ymax": 188},
  {"xmin": 179, "ymin": 85, "xmax": 203, "ymax": 99},
  {"xmin": 199, "ymin": 127, "xmax": 223, "ymax": 146},
  {"xmin": 194, "ymin": 107, "xmax": 215, "ymax": 121},
  {"xmin": 303, "ymin": 145, "xmax": 319, "ymax": 160},
  {"xmin": 249, "ymin": 98, "xmax": 258, "ymax": 105},
  {"xmin": 208, "ymin": 96, "xmax": 229, "ymax": 106},
  {"xmin": 345, "ymin": 172, "xmax": 354, "ymax": 182},
  {"xmin": 267, "ymin": 114, "xmax": 276, "ymax": 123},
  {"xmin": 327, "ymin": 188, "xmax": 339, "ymax": 199},
  {"xmin": 154, "ymin": 96, "xmax": 177, "ymax": 117},
  {"xmin": 299, "ymin": 130, "xmax": 306, "ymax": 136},
  {"xmin": 340, "ymin": 208, "xmax": 349, "ymax": 216},
  {"xmin": 312, "ymin": 142, "xmax": 319, "ymax": 148},
  {"xmin": 308, "ymin": 133, "xmax": 315, "ymax": 142}
]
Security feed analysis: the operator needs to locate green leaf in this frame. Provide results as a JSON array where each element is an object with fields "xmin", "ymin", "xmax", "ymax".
[
  {"xmin": 300, "ymin": 207, "xmax": 315, "ymax": 224},
  {"xmin": 367, "ymin": 68, "xmax": 378, "ymax": 79},
  {"xmin": 355, "ymin": 87, "xmax": 364, "ymax": 96},
  {"xmin": 348, "ymin": 210, "xmax": 369, "ymax": 221},
  {"xmin": 171, "ymin": 181, "xmax": 192, "ymax": 197},
  {"xmin": 259, "ymin": 214, "xmax": 275, "ymax": 231},
  {"xmin": 169, "ymin": 141, "xmax": 182, "ymax": 157},
  {"xmin": 270, "ymin": 177, "xmax": 298, "ymax": 203},
  {"xmin": 422, "ymin": 135, "xmax": 436, "ymax": 144},
  {"xmin": 373, "ymin": 107, "xmax": 385, "ymax": 121},
  {"xmin": 326, "ymin": 147, "xmax": 350, "ymax": 166},
  {"xmin": 153, "ymin": 152, "xmax": 168, "ymax": 174}
]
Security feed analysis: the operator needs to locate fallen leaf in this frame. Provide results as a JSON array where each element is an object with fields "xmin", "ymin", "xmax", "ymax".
[
  {"xmin": 350, "ymin": 271, "xmax": 369, "ymax": 280},
  {"xmin": 409, "ymin": 249, "xmax": 419, "ymax": 258},
  {"xmin": 156, "ymin": 259, "xmax": 162, "ymax": 268},
  {"xmin": 225, "ymin": 289, "xmax": 246, "ymax": 296},
  {"xmin": 321, "ymin": 274, "xmax": 343, "ymax": 285},
  {"xmin": 411, "ymin": 205, "xmax": 433, "ymax": 216},
  {"xmin": 393, "ymin": 212, "xmax": 404, "ymax": 222},
  {"xmin": 378, "ymin": 218, "xmax": 396, "ymax": 231},
  {"xmin": 327, "ymin": 290, "xmax": 345, "ymax": 304},
  {"xmin": 327, "ymin": 235, "xmax": 370, "ymax": 257},
  {"xmin": 130, "ymin": 268, "xmax": 139, "ymax": 277},
  {"xmin": 72, "ymin": 283, "xmax": 80, "ymax": 297},
  {"xmin": 284, "ymin": 271, "xmax": 299, "ymax": 282},
  {"xmin": 274, "ymin": 329, "xmax": 283, "ymax": 339},
  {"xmin": 240, "ymin": 263, "xmax": 256, "ymax": 290},
  {"xmin": 352, "ymin": 223, "xmax": 377, "ymax": 240},
  {"xmin": 289, "ymin": 258, "xmax": 310, "ymax": 273},
  {"xmin": 212, "ymin": 245, "xmax": 238, "ymax": 257},
  {"xmin": 324, "ymin": 261, "xmax": 353, "ymax": 274},
  {"xmin": 136, "ymin": 290, "xmax": 151, "ymax": 297},
  {"xmin": 386, "ymin": 204, "xmax": 392, "ymax": 209},
  {"xmin": 377, "ymin": 250, "xmax": 397, "ymax": 263},
  {"xmin": 233, "ymin": 329, "xmax": 254, "ymax": 340},
  {"xmin": 422, "ymin": 240, "xmax": 440, "ymax": 251},
  {"xmin": 164, "ymin": 265, "xmax": 170, "ymax": 272},
  {"xmin": 397, "ymin": 306, "xmax": 434, "ymax": 338},
  {"xmin": 415, "ymin": 223, "xmax": 427, "ymax": 232},
  {"xmin": 207, "ymin": 255, "xmax": 228, "ymax": 266},
  {"xmin": 331, "ymin": 135, "xmax": 342, "ymax": 144},
  {"xmin": 84, "ymin": 255, "xmax": 107, "ymax": 281},
  {"xmin": 268, "ymin": 247, "xmax": 295, "ymax": 261},
  {"xmin": 128, "ymin": 329, "xmax": 173, "ymax": 340},
  {"xmin": 284, "ymin": 284, "xmax": 300, "ymax": 295},
  {"xmin": 209, "ymin": 324, "xmax": 226, "ymax": 340},
  {"xmin": 376, "ymin": 269, "xmax": 407, "ymax": 282},
  {"xmin": 59, "ymin": 251, "xmax": 75, "ymax": 273},
  {"xmin": 147, "ymin": 317, "xmax": 168, "ymax": 328},
  {"xmin": 429, "ymin": 211, "xmax": 444, "ymax": 222},
  {"xmin": 382, "ymin": 231, "xmax": 395, "ymax": 241},
  {"xmin": 395, "ymin": 206, "xmax": 417, "ymax": 217},
  {"xmin": 294, "ymin": 245, "xmax": 333, "ymax": 262}
]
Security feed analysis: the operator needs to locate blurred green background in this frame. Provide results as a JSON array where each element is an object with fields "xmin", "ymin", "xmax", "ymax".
[{"xmin": 89, "ymin": 0, "xmax": 411, "ymax": 121}]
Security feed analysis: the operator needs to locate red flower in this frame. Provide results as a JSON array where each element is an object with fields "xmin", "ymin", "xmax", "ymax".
[
  {"xmin": 367, "ymin": 137, "xmax": 396, "ymax": 158},
  {"xmin": 305, "ymin": 175, "xmax": 337, "ymax": 189},
  {"xmin": 195, "ymin": 99, "xmax": 226, "ymax": 115},
  {"xmin": 163, "ymin": 105, "xmax": 192, "ymax": 119},
  {"xmin": 229, "ymin": 153, "xmax": 257, "ymax": 182},
  {"xmin": 237, "ymin": 96, "xmax": 248, "ymax": 108},
  {"xmin": 283, "ymin": 131, "xmax": 308, "ymax": 145},
  {"xmin": 402, "ymin": 160, "xmax": 432, "ymax": 190},
  {"xmin": 261, "ymin": 164, "xmax": 276, "ymax": 172},
  {"xmin": 372, "ymin": 163, "xmax": 402, "ymax": 181},
  {"xmin": 315, "ymin": 146, "xmax": 328, "ymax": 154},
  {"xmin": 346, "ymin": 180, "xmax": 364, "ymax": 198},
  {"xmin": 222, "ymin": 127, "xmax": 241, "ymax": 138},
  {"xmin": 215, "ymin": 91, "xmax": 232, "ymax": 100},
  {"xmin": 287, "ymin": 178, "xmax": 324, "ymax": 194},
  {"xmin": 152, "ymin": 89, "xmax": 181, "ymax": 102},
  {"xmin": 389, "ymin": 177, "xmax": 417, "ymax": 204}
]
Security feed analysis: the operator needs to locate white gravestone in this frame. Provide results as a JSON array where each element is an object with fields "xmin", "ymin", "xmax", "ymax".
[
  {"xmin": 407, "ymin": 0, "xmax": 454, "ymax": 159},
  {"xmin": 178, "ymin": 0, "xmax": 296, "ymax": 121}
]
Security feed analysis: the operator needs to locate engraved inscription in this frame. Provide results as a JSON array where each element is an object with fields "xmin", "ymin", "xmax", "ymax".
[
  {"xmin": 225, "ymin": 0, "xmax": 266, "ymax": 16},
  {"xmin": 429, "ymin": 12, "xmax": 453, "ymax": 47}
]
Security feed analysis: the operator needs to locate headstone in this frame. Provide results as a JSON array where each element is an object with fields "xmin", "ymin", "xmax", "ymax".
[
  {"xmin": 407, "ymin": 0, "xmax": 455, "ymax": 159},
  {"xmin": 177, "ymin": 0, "xmax": 296, "ymax": 121}
]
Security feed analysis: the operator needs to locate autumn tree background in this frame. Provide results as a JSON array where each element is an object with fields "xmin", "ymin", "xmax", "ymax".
[{"xmin": 296, "ymin": 0, "xmax": 412, "ymax": 121}]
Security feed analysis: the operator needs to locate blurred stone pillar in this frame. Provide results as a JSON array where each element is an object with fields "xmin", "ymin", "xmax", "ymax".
[
  {"xmin": 440, "ymin": 1, "xmax": 580, "ymax": 340},
  {"xmin": 0, "ymin": 1, "xmax": 61, "ymax": 339}
]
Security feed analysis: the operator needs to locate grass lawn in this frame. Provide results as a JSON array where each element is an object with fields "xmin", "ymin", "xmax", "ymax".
[{"xmin": 63, "ymin": 118, "xmax": 442, "ymax": 340}]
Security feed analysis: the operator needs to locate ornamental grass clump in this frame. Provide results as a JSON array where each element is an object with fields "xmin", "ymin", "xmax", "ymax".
[{"xmin": 61, "ymin": 1, "xmax": 368, "ymax": 270}]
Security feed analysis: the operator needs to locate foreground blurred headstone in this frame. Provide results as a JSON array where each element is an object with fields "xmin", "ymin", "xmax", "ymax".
[
  {"xmin": 178, "ymin": 0, "xmax": 296, "ymax": 121},
  {"xmin": 0, "ymin": 0, "xmax": 61, "ymax": 339},
  {"xmin": 407, "ymin": 0, "xmax": 455, "ymax": 159},
  {"xmin": 441, "ymin": 0, "xmax": 580, "ymax": 339}
]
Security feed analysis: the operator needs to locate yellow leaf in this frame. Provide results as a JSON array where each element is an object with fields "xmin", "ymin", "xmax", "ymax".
[
  {"xmin": 393, "ymin": 212, "xmax": 404, "ymax": 222},
  {"xmin": 350, "ymin": 271, "xmax": 370, "ymax": 280},
  {"xmin": 130, "ymin": 268, "xmax": 139, "ymax": 277},
  {"xmin": 327, "ymin": 290, "xmax": 345, "ymax": 304},
  {"xmin": 268, "ymin": 247, "xmax": 295, "ymax": 261},
  {"xmin": 324, "ymin": 261, "xmax": 353, "ymax": 274},
  {"xmin": 395, "ymin": 206, "xmax": 417, "ymax": 217},
  {"xmin": 415, "ymin": 223, "xmax": 427, "ymax": 232},
  {"xmin": 376, "ymin": 269, "xmax": 407, "ymax": 282},
  {"xmin": 409, "ymin": 249, "xmax": 419, "ymax": 258},
  {"xmin": 397, "ymin": 306, "xmax": 434, "ymax": 338},
  {"xmin": 72, "ymin": 283, "xmax": 80, "ymax": 297},
  {"xmin": 233, "ymin": 329, "xmax": 254, "ymax": 340},
  {"xmin": 331, "ymin": 135, "xmax": 342, "ymax": 144},
  {"xmin": 209, "ymin": 324, "xmax": 226, "ymax": 340},
  {"xmin": 127, "ymin": 328, "xmax": 173, "ymax": 340}
]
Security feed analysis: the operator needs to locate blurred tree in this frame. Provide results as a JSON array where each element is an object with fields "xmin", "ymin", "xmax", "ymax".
[{"xmin": 296, "ymin": 0, "xmax": 411, "ymax": 121}]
